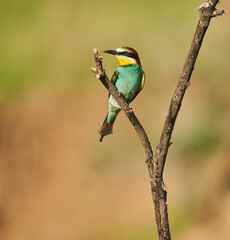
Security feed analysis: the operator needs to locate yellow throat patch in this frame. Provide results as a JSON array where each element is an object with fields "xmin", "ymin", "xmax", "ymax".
[{"xmin": 115, "ymin": 55, "xmax": 137, "ymax": 66}]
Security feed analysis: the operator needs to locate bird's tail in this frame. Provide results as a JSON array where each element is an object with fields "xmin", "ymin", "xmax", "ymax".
[{"xmin": 98, "ymin": 115, "xmax": 114, "ymax": 142}]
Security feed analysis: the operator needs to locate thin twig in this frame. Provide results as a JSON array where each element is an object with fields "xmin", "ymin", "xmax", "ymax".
[{"xmin": 91, "ymin": 1, "xmax": 223, "ymax": 239}]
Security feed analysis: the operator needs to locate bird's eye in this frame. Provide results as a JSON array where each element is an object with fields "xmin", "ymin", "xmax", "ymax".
[{"xmin": 124, "ymin": 52, "xmax": 128, "ymax": 56}]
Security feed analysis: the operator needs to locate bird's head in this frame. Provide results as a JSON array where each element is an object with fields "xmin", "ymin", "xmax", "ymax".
[{"xmin": 103, "ymin": 47, "xmax": 141, "ymax": 67}]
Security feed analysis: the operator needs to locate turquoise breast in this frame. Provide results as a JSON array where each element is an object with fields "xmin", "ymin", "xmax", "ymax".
[
  {"xmin": 107, "ymin": 65, "xmax": 143, "ymax": 124},
  {"xmin": 115, "ymin": 65, "xmax": 143, "ymax": 101}
]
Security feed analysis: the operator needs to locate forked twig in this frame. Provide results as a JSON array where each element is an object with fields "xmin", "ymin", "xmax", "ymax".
[{"xmin": 91, "ymin": 1, "xmax": 224, "ymax": 239}]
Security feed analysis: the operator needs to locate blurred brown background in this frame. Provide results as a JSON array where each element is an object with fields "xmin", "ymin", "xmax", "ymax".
[{"xmin": 0, "ymin": 1, "xmax": 230, "ymax": 239}]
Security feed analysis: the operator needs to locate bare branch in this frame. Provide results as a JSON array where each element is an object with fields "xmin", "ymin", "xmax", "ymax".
[
  {"xmin": 91, "ymin": 48, "xmax": 169, "ymax": 238},
  {"xmin": 152, "ymin": 1, "xmax": 223, "ymax": 238}
]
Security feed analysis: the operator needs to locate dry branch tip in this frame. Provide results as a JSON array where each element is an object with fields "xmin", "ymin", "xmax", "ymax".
[
  {"xmin": 92, "ymin": 48, "xmax": 98, "ymax": 56},
  {"xmin": 211, "ymin": 9, "xmax": 225, "ymax": 17},
  {"xmin": 91, "ymin": 67, "xmax": 97, "ymax": 73},
  {"xmin": 198, "ymin": 0, "xmax": 225, "ymax": 17}
]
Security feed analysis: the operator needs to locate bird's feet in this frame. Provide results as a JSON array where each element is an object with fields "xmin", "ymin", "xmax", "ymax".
[{"xmin": 127, "ymin": 105, "xmax": 133, "ymax": 113}]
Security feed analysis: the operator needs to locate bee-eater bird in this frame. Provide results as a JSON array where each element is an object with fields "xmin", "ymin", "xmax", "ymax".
[{"xmin": 99, "ymin": 47, "xmax": 145, "ymax": 142}]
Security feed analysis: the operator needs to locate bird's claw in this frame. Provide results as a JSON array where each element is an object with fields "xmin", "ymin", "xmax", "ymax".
[{"xmin": 127, "ymin": 105, "xmax": 133, "ymax": 113}]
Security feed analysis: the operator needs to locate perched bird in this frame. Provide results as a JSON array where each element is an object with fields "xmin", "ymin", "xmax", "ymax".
[{"xmin": 99, "ymin": 47, "xmax": 145, "ymax": 142}]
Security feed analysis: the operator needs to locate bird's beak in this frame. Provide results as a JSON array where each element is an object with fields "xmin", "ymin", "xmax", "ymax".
[{"xmin": 102, "ymin": 50, "xmax": 117, "ymax": 55}]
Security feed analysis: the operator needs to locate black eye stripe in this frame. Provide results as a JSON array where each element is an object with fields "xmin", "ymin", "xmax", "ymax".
[{"xmin": 118, "ymin": 52, "xmax": 136, "ymax": 59}]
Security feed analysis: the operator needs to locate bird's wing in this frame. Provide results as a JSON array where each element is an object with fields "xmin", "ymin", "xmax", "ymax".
[
  {"xmin": 129, "ymin": 71, "xmax": 145, "ymax": 103},
  {"xmin": 138, "ymin": 71, "xmax": 146, "ymax": 93},
  {"xmin": 108, "ymin": 70, "xmax": 119, "ymax": 98},
  {"xmin": 111, "ymin": 69, "xmax": 119, "ymax": 85}
]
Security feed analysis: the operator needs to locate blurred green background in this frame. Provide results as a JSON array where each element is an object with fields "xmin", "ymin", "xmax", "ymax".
[{"xmin": 0, "ymin": 1, "xmax": 229, "ymax": 240}]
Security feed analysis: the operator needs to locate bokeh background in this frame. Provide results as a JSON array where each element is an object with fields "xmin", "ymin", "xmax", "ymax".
[{"xmin": 0, "ymin": 0, "xmax": 230, "ymax": 239}]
